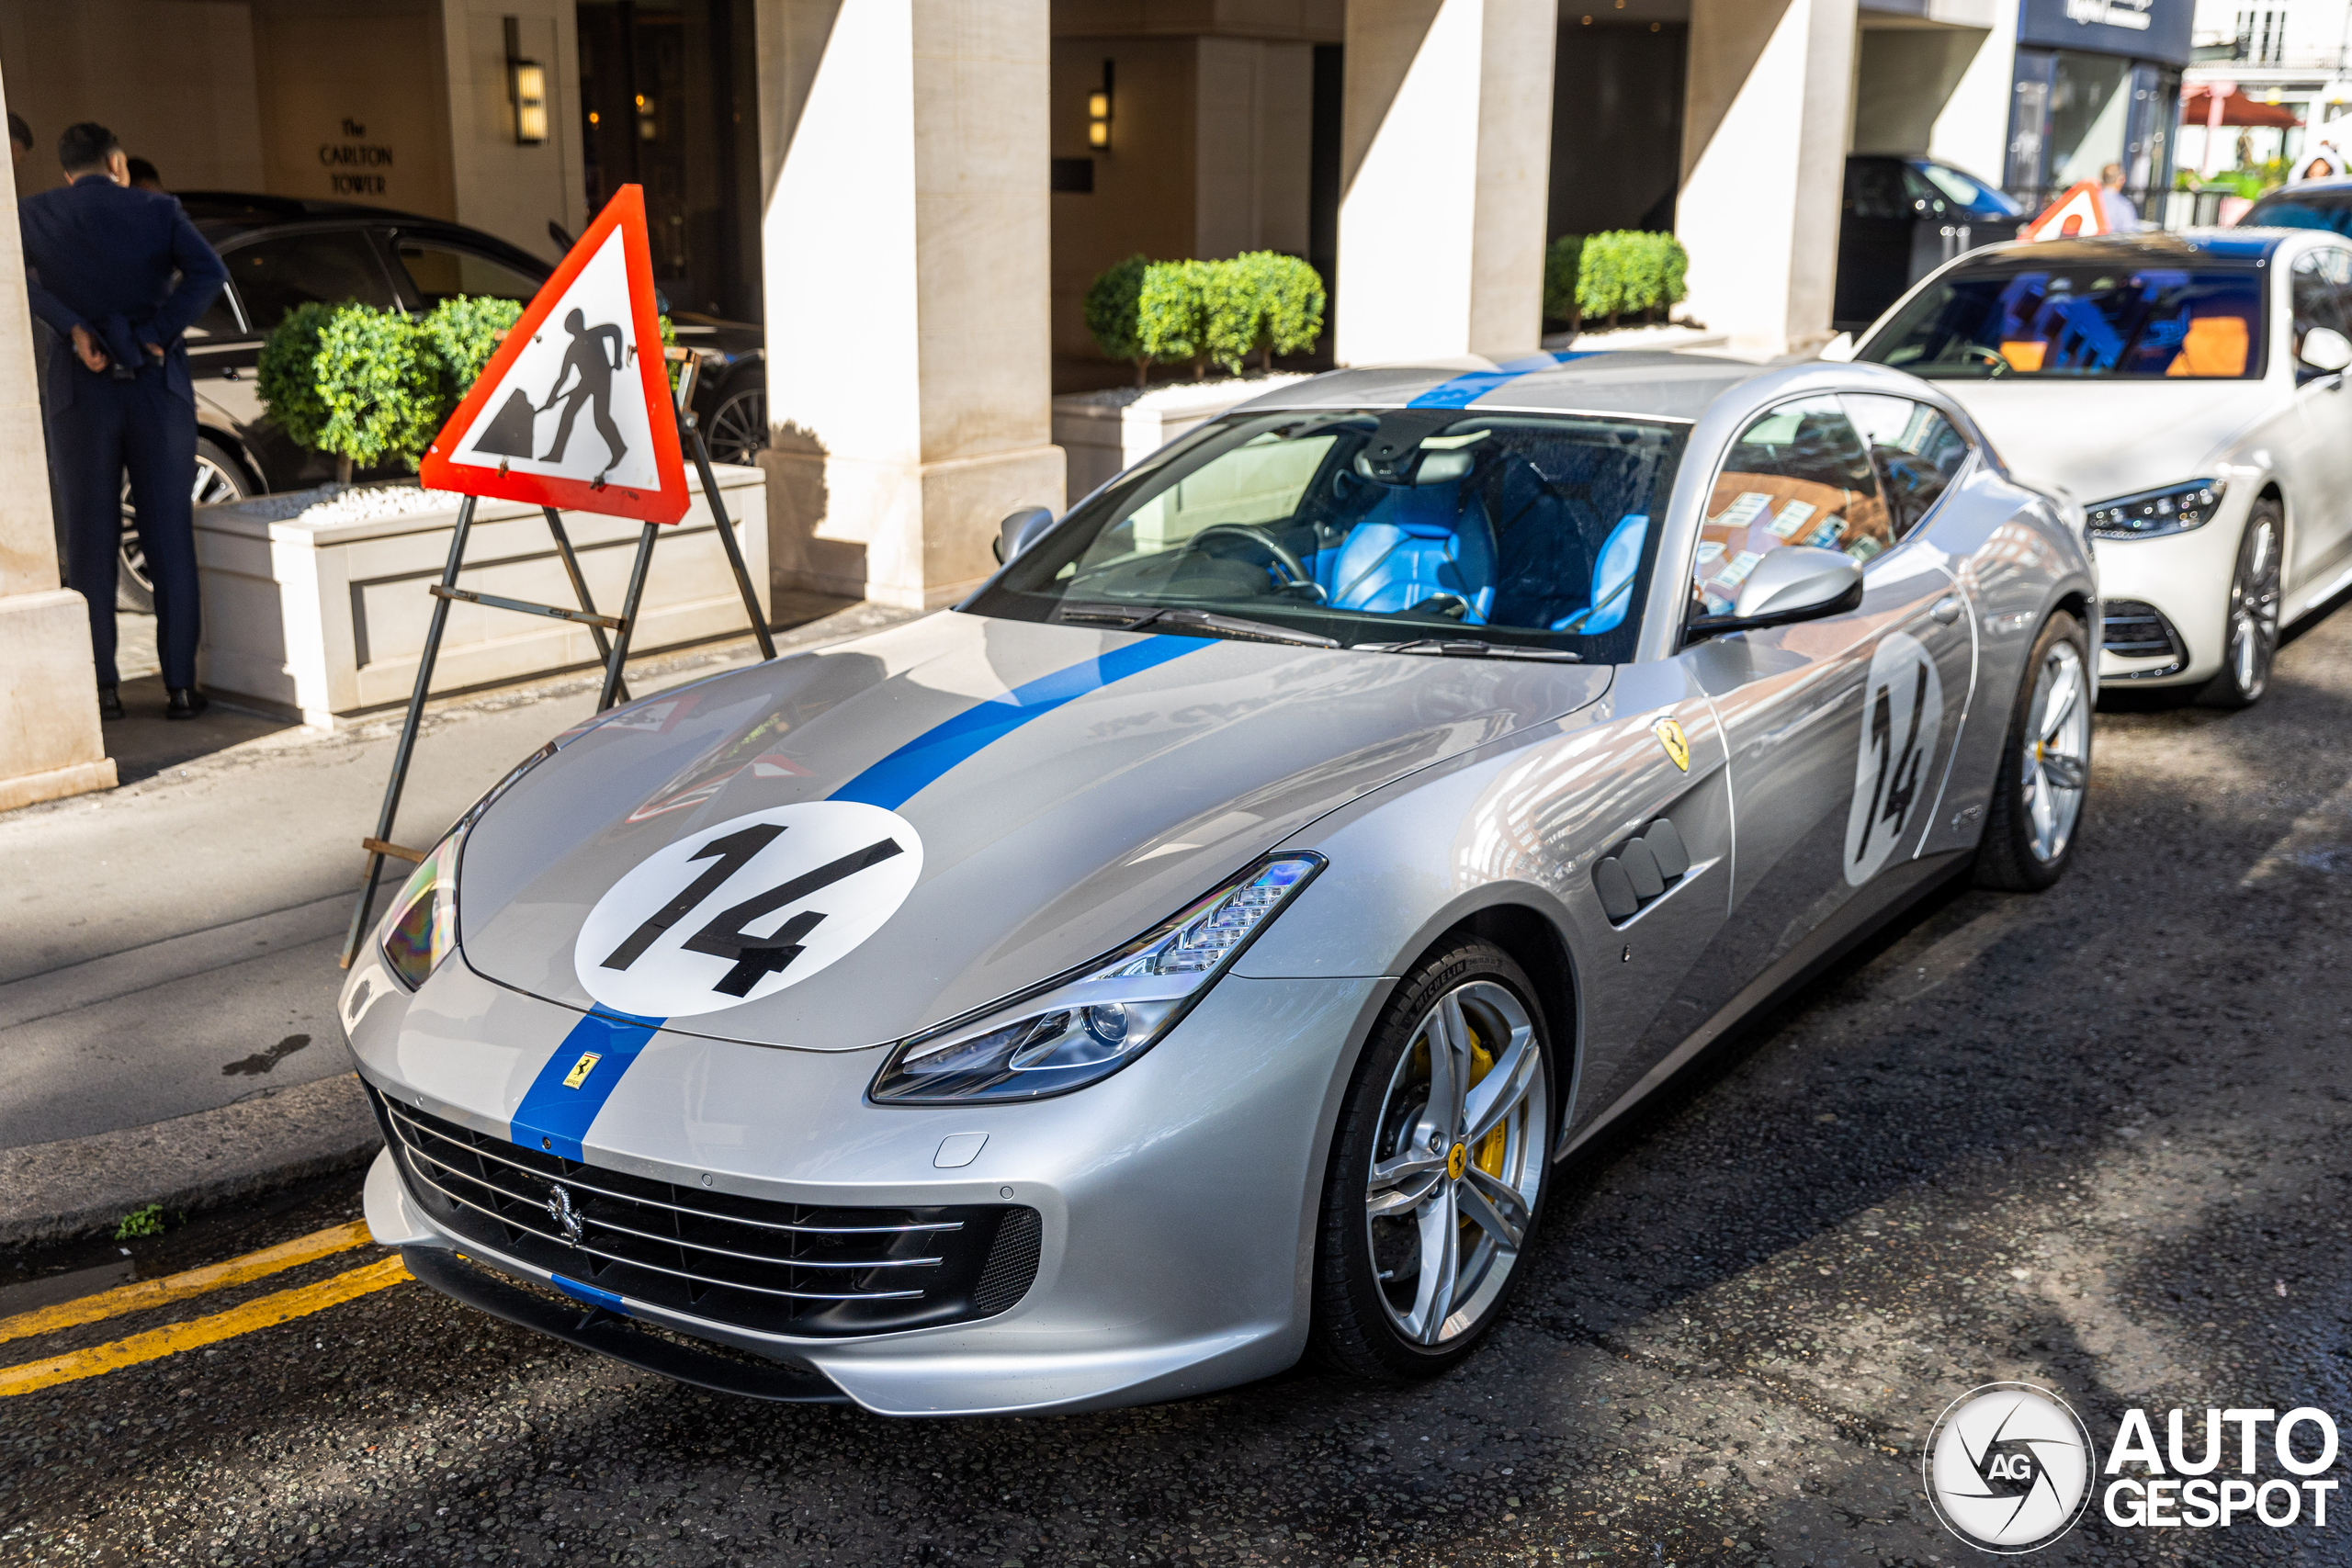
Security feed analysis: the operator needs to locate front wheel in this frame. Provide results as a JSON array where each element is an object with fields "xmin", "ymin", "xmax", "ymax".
[
  {"xmin": 2198, "ymin": 500, "xmax": 2282, "ymax": 709},
  {"xmin": 1973, "ymin": 610, "xmax": 2091, "ymax": 892},
  {"xmin": 1309, "ymin": 940, "xmax": 1554, "ymax": 1381}
]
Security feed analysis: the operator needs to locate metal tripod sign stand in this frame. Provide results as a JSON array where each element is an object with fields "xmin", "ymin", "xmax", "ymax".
[{"xmin": 338, "ymin": 185, "xmax": 774, "ymax": 967}]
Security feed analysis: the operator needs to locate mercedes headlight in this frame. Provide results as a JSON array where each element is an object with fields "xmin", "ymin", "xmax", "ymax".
[
  {"xmin": 2086, "ymin": 479, "xmax": 2225, "ymax": 540},
  {"xmin": 869, "ymin": 853, "xmax": 1324, "ymax": 1104},
  {"xmin": 379, "ymin": 743, "xmax": 555, "ymax": 990}
]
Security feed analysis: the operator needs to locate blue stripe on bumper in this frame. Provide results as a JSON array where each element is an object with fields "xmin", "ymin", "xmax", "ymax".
[{"xmin": 511, "ymin": 1009, "xmax": 665, "ymax": 1162}]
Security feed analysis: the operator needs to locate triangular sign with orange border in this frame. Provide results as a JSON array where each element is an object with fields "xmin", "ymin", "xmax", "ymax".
[
  {"xmin": 421, "ymin": 185, "xmax": 689, "ymax": 524},
  {"xmin": 2023, "ymin": 180, "xmax": 2110, "ymax": 243}
]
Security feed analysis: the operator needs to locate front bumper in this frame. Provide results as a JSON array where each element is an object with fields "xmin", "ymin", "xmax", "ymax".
[
  {"xmin": 2090, "ymin": 502, "xmax": 2246, "ymax": 687},
  {"xmin": 349, "ymin": 950, "xmax": 1385, "ymax": 1416}
]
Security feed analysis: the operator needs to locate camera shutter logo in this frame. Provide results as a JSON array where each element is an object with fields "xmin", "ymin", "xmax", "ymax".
[{"xmin": 1925, "ymin": 1382, "xmax": 2097, "ymax": 1552}]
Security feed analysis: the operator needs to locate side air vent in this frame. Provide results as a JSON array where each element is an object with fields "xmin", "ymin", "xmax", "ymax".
[{"xmin": 1593, "ymin": 818, "xmax": 1691, "ymax": 922}]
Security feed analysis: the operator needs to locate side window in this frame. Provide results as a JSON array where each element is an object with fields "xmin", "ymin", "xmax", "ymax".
[
  {"xmin": 221, "ymin": 232, "xmax": 400, "ymax": 334},
  {"xmin": 393, "ymin": 237, "xmax": 544, "ymax": 310},
  {"xmin": 2293, "ymin": 247, "xmax": 2352, "ymax": 378},
  {"xmin": 1695, "ymin": 396, "xmax": 1888, "ymax": 614},
  {"xmin": 1843, "ymin": 394, "xmax": 1972, "ymax": 539}
]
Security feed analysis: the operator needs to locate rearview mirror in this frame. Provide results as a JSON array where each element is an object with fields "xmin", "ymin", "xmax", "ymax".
[
  {"xmin": 1684, "ymin": 546, "xmax": 1864, "ymax": 643},
  {"xmin": 993, "ymin": 506, "xmax": 1057, "ymax": 564},
  {"xmin": 2301, "ymin": 325, "xmax": 2352, "ymax": 374}
]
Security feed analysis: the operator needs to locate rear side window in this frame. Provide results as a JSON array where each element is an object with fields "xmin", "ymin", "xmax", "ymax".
[
  {"xmin": 393, "ymin": 238, "xmax": 543, "ymax": 309},
  {"xmin": 1844, "ymin": 394, "xmax": 1972, "ymax": 538},
  {"xmin": 2245, "ymin": 193, "xmax": 2352, "ymax": 236},
  {"xmin": 1696, "ymin": 396, "xmax": 1889, "ymax": 614},
  {"xmin": 2290, "ymin": 248, "xmax": 2352, "ymax": 378},
  {"xmin": 1861, "ymin": 265, "xmax": 2267, "ymax": 379},
  {"xmin": 221, "ymin": 231, "xmax": 400, "ymax": 333}
]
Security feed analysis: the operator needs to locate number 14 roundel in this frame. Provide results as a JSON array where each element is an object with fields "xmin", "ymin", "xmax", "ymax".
[
  {"xmin": 420, "ymin": 184, "xmax": 691, "ymax": 525},
  {"xmin": 574, "ymin": 803, "xmax": 926, "ymax": 1018}
]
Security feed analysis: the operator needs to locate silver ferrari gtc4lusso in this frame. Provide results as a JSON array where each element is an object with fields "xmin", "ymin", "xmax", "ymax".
[{"xmin": 346, "ymin": 352, "xmax": 2096, "ymax": 1416}]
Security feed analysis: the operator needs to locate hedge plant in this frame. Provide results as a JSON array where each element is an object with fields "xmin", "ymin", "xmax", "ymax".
[
  {"xmin": 1543, "ymin": 234, "xmax": 1585, "ymax": 330},
  {"xmin": 1574, "ymin": 231, "xmax": 1689, "ymax": 328},
  {"xmin": 1087, "ymin": 253, "xmax": 1328, "ymax": 381}
]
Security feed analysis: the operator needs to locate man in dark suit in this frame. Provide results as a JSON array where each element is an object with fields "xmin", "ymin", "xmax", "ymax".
[{"xmin": 20, "ymin": 121, "xmax": 228, "ymax": 720}]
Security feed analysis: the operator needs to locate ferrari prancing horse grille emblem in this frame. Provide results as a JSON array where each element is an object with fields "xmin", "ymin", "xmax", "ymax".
[
  {"xmin": 546, "ymin": 1183, "xmax": 584, "ymax": 1244},
  {"xmin": 562, "ymin": 1051, "xmax": 602, "ymax": 1089}
]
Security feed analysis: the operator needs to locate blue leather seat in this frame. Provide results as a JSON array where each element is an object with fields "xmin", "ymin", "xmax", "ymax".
[{"xmin": 1317, "ymin": 479, "xmax": 1498, "ymax": 623}]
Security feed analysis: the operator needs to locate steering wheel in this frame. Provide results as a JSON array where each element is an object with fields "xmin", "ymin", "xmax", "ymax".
[
  {"xmin": 1179, "ymin": 524, "xmax": 1320, "ymax": 598},
  {"xmin": 1955, "ymin": 344, "xmax": 2011, "ymax": 378}
]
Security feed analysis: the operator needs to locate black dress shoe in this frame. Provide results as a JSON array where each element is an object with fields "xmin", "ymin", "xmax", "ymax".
[
  {"xmin": 165, "ymin": 686, "xmax": 209, "ymax": 721},
  {"xmin": 97, "ymin": 684, "xmax": 123, "ymax": 721}
]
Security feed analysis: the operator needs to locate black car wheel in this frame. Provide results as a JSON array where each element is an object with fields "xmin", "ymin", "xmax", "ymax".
[
  {"xmin": 1310, "ymin": 938, "xmax": 1555, "ymax": 1381},
  {"xmin": 705, "ymin": 381, "xmax": 768, "ymax": 466},
  {"xmin": 117, "ymin": 438, "xmax": 249, "ymax": 614},
  {"xmin": 2197, "ymin": 500, "xmax": 2283, "ymax": 709}
]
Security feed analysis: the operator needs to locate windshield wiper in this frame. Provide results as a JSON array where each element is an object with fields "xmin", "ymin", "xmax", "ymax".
[
  {"xmin": 1057, "ymin": 604, "xmax": 1341, "ymax": 649},
  {"xmin": 1354, "ymin": 637, "xmax": 1583, "ymax": 663}
]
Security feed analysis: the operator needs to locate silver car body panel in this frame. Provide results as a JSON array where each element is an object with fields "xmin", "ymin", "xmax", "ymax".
[{"xmin": 348, "ymin": 349, "xmax": 2093, "ymax": 1416}]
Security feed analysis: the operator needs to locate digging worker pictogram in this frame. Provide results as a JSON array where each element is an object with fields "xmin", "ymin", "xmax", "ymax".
[{"xmin": 539, "ymin": 307, "xmax": 628, "ymax": 471}]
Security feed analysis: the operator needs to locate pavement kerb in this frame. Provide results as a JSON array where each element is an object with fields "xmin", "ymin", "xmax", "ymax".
[
  {"xmin": 0, "ymin": 597, "xmax": 929, "ymax": 1249},
  {"xmin": 0, "ymin": 1074, "xmax": 381, "ymax": 1249}
]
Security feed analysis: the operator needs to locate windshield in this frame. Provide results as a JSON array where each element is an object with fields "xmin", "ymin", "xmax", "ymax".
[
  {"xmin": 2244, "ymin": 192, "xmax": 2352, "ymax": 236},
  {"xmin": 1916, "ymin": 162, "xmax": 2022, "ymax": 216},
  {"xmin": 1860, "ymin": 265, "xmax": 2268, "ymax": 379},
  {"xmin": 966, "ymin": 409, "xmax": 1688, "ymax": 660}
]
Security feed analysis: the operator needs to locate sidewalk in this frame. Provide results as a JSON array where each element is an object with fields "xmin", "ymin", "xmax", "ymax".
[{"xmin": 0, "ymin": 594, "xmax": 917, "ymax": 1247}]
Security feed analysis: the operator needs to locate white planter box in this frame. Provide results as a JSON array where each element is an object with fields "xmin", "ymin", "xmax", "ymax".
[
  {"xmin": 193, "ymin": 463, "xmax": 768, "ymax": 728},
  {"xmin": 1051, "ymin": 374, "xmax": 1313, "ymax": 504}
]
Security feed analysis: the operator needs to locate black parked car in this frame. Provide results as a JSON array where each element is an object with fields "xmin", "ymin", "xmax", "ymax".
[
  {"xmin": 110, "ymin": 194, "xmax": 766, "ymax": 611},
  {"xmin": 1834, "ymin": 155, "xmax": 2023, "ymax": 333}
]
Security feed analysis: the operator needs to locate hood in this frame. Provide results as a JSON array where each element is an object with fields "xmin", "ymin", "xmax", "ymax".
[
  {"xmin": 456, "ymin": 612, "xmax": 1610, "ymax": 1050},
  {"xmin": 1939, "ymin": 378, "xmax": 2280, "ymax": 504}
]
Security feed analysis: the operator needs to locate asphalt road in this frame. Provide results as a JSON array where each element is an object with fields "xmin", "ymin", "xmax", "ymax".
[{"xmin": 6, "ymin": 604, "xmax": 2352, "ymax": 1568}]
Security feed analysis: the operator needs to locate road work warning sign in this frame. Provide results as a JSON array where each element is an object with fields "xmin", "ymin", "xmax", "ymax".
[{"xmin": 421, "ymin": 185, "xmax": 690, "ymax": 524}]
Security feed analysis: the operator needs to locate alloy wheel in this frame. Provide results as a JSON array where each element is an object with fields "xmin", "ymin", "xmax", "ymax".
[
  {"xmin": 2022, "ymin": 638, "xmax": 2089, "ymax": 864},
  {"xmin": 1363, "ymin": 980, "xmax": 1548, "ymax": 1348},
  {"xmin": 2223, "ymin": 514, "xmax": 2281, "ymax": 700},
  {"xmin": 705, "ymin": 387, "xmax": 768, "ymax": 465}
]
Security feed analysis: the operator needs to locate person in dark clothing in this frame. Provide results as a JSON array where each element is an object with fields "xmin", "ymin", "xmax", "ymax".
[
  {"xmin": 19, "ymin": 121, "xmax": 227, "ymax": 720},
  {"xmin": 125, "ymin": 156, "xmax": 164, "ymax": 193},
  {"xmin": 539, "ymin": 306, "xmax": 628, "ymax": 471}
]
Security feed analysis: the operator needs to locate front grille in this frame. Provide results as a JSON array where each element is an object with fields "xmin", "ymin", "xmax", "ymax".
[
  {"xmin": 369, "ymin": 1087, "xmax": 1041, "ymax": 1337},
  {"xmin": 2100, "ymin": 600, "xmax": 2185, "ymax": 675}
]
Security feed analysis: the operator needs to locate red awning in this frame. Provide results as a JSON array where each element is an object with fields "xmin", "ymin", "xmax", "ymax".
[{"xmin": 2180, "ymin": 86, "xmax": 2303, "ymax": 128}]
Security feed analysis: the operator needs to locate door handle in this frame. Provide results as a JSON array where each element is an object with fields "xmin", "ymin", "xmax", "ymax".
[{"xmin": 1931, "ymin": 595, "xmax": 1963, "ymax": 626}]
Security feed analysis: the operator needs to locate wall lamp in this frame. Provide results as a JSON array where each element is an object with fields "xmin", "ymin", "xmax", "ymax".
[
  {"xmin": 505, "ymin": 17, "xmax": 548, "ymax": 145},
  {"xmin": 1089, "ymin": 60, "xmax": 1114, "ymax": 150}
]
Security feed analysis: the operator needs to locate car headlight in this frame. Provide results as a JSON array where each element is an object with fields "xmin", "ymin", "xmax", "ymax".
[
  {"xmin": 868, "ymin": 853, "xmax": 1325, "ymax": 1105},
  {"xmin": 379, "ymin": 742, "xmax": 556, "ymax": 990},
  {"xmin": 2086, "ymin": 479, "xmax": 2226, "ymax": 540}
]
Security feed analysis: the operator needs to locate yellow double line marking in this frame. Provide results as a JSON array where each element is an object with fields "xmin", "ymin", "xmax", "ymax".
[{"xmin": 0, "ymin": 1220, "xmax": 413, "ymax": 1397}]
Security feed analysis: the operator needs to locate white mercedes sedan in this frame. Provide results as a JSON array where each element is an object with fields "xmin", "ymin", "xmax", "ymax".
[{"xmin": 1849, "ymin": 229, "xmax": 2352, "ymax": 705}]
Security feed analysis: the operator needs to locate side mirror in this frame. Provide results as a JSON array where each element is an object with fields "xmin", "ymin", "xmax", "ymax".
[
  {"xmin": 2301, "ymin": 324, "xmax": 2352, "ymax": 374},
  {"xmin": 993, "ymin": 506, "xmax": 1057, "ymax": 564},
  {"xmin": 1685, "ymin": 546, "xmax": 1864, "ymax": 643}
]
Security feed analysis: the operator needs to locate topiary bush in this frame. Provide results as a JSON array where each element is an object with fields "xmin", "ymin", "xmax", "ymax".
[
  {"xmin": 1575, "ymin": 231, "xmax": 1689, "ymax": 329},
  {"xmin": 1139, "ymin": 259, "xmax": 1214, "ymax": 380},
  {"xmin": 255, "ymin": 301, "xmax": 335, "ymax": 460},
  {"xmin": 1084, "ymin": 254, "xmax": 1151, "ymax": 385},
  {"xmin": 421, "ymin": 295, "xmax": 524, "ymax": 415},
  {"xmin": 1237, "ymin": 252, "xmax": 1325, "ymax": 371}
]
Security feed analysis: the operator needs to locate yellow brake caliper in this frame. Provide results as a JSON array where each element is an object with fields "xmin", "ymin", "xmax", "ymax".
[{"xmin": 1460, "ymin": 1028, "xmax": 1508, "ymax": 1235}]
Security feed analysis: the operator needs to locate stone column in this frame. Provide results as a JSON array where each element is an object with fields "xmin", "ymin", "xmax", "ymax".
[
  {"xmin": 0, "ymin": 64, "xmax": 115, "ymax": 813},
  {"xmin": 1335, "ymin": 0, "xmax": 1558, "ymax": 367},
  {"xmin": 1680, "ymin": 0, "xmax": 1860, "ymax": 359},
  {"xmin": 754, "ymin": 0, "xmax": 1063, "ymax": 611}
]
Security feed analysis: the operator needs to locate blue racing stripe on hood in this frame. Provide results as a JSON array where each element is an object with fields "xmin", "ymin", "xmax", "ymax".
[
  {"xmin": 512, "ymin": 1009, "xmax": 664, "ymax": 1161},
  {"xmin": 829, "ymin": 634, "xmax": 1203, "ymax": 811},
  {"xmin": 1408, "ymin": 352, "xmax": 1600, "ymax": 410}
]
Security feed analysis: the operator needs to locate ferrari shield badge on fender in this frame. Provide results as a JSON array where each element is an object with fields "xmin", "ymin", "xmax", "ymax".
[
  {"xmin": 1654, "ymin": 716, "xmax": 1690, "ymax": 773},
  {"xmin": 575, "ymin": 801, "xmax": 925, "ymax": 1018}
]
